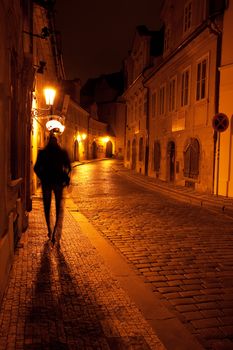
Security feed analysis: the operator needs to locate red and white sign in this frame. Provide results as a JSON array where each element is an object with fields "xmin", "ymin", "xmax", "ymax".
[{"xmin": 212, "ymin": 113, "xmax": 229, "ymax": 132}]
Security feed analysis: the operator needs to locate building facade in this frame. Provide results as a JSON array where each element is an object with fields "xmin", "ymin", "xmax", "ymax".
[
  {"xmin": 124, "ymin": 1, "xmax": 226, "ymax": 194},
  {"xmin": 123, "ymin": 25, "xmax": 163, "ymax": 174},
  {"xmin": 217, "ymin": 0, "xmax": 233, "ymax": 197},
  {"xmin": 0, "ymin": 0, "xmax": 34, "ymax": 302},
  {"xmin": 63, "ymin": 79, "xmax": 115, "ymax": 162},
  {"xmin": 31, "ymin": 0, "xmax": 66, "ymax": 194},
  {"xmin": 81, "ymin": 72, "xmax": 126, "ymax": 159},
  {"xmin": 62, "ymin": 95, "xmax": 89, "ymax": 162}
]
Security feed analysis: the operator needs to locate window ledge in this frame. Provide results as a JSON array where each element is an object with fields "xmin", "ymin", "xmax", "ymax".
[
  {"xmin": 8, "ymin": 177, "xmax": 23, "ymax": 188},
  {"xmin": 184, "ymin": 176, "xmax": 199, "ymax": 183}
]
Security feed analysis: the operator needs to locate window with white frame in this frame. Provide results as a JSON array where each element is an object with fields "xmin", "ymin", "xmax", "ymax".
[
  {"xmin": 151, "ymin": 92, "xmax": 157, "ymax": 119},
  {"xmin": 139, "ymin": 98, "xmax": 142, "ymax": 118},
  {"xmin": 139, "ymin": 137, "xmax": 144, "ymax": 161},
  {"xmin": 159, "ymin": 85, "xmax": 165, "ymax": 115},
  {"xmin": 181, "ymin": 69, "xmax": 190, "ymax": 107},
  {"xmin": 144, "ymin": 95, "xmax": 148, "ymax": 115},
  {"xmin": 168, "ymin": 77, "xmax": 176, "ymax": 112},
  {"xmin": 196, "ymin": 57, "xmax": 208, "ymax": 101},
  {"xmin": 127, "ymin": 140, "xmax": 130, "ymax": 161},
  {"xmin": 184, "ymin": 1, "xmax": 192, "ymax": 33},
  {"xmin": 153, "ymin": 141, "xmax": 161, "ymax": 172},
  {"xmin": 134, "ymin": 101, "xmax": 138, "ymax": 120},
  {"xmin": 164, "ymin": 26, "xmax": 170, "ymax": 52}
]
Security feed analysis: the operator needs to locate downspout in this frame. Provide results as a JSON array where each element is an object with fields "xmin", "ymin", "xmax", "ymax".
[
  {"xmin": 142, "ymin": 77, "xmax": 150, "ymax": 176},
  {"xmin": 207, "ymin": 20, "xmax": 222, "ymax": 194}
]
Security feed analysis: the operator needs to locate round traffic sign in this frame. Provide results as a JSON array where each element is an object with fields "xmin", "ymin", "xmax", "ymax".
[{"xmin": 212, "ymin": 113, "xmax": 229, "ymax": 132}]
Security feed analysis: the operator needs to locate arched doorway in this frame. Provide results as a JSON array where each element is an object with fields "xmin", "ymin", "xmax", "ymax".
[
  {"xmin": 106, "ymin": 140, "xmax": 113, "ymax": 158},
  {"xmin": 74, "ymin": 140, "xmax": 79, "ymax": 161},
  {"xmin": 167, "ymin": 141, "xmax": 175, "ymax": 182},
  {"xmin": 92, "ymin": 141, "xmax": 98, "ymax": 159},
  {"xmin": 132, "ymin": 139, "xmax": 136, "ymax": 170}
]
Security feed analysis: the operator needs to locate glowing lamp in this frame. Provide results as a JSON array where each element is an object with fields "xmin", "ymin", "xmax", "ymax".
[
  {"xmin": 46, "ymin": 119, "xmax": 65, "ymax": 133},
  {"xmin": 103, "ymin": 136, "xmax": 110, "ymax": 143},
  {"xmin": 82, "ymin": 133, "xmax": 87, "ymax": 140},
  {"xmin": 44, "ymin": 87, "xmax": 56, "ymax": 106}
]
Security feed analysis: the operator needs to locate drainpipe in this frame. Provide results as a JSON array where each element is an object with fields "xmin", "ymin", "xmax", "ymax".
[
  {"xmin": 144, "ymin": 86, "xmax": 150, "ymax": 176},
  {"xmin": 208, "ymin": 20, "xmax": 222, "ymax": 194},
  {"xmin": 142, "ymin": 73, "xmax": 150, "ymax": 176},
  {"xmin": 87, "ymin": 115, "xmax": 90, "ymax": 160}
]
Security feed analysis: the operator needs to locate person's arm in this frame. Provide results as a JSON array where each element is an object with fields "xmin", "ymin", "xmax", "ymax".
[
  {"xmin": 63, "ymin": 150, "xmax": 71, "ymax": 174},
  {"xmin": 34, "ymin": 151, "xmax": 44, "ymax": 179}
]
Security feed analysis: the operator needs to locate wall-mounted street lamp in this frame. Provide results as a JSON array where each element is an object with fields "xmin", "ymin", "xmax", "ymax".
[
  {"xmin": 46, "ymin": 118, "xmax": 65, "ymax": 133},
  {"xmin": 32, "ymin": 87, "xmax": 65, "ymax": 134},
  {"xmin": 23, "ymin": 26, "xmax": 51, "ymax": 39},
  {"xmin": 44, "ymin": 87, "xmax": 56, "ymax": 107}
]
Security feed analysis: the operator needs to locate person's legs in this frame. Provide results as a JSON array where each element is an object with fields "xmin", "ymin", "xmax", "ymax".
[
  {"xmin": 42, "ymin": 184, "xmax": 52, "ymax": 238},
  {"xmin": 51, "ymin": 184, "xmax": 63, "ymax": 244}
]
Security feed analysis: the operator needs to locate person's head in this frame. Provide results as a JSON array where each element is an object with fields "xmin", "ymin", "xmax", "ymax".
[{"xmin": 48, "ymin": 132, "xmax": 58, "ymax": 146}]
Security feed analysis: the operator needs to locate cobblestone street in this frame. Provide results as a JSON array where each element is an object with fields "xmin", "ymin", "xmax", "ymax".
[
  {"xmin": 71, "ymin": 159, "xmax": 233, "ymax": 350},
  {"xmin": 0, "ymin": 196, "xmax": 164, "ymax": 350}
]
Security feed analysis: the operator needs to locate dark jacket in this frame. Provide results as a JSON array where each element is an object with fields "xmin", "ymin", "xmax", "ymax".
[{"xmin": 34, "ymin": 143, "xmax": 71, "ymax": 186}]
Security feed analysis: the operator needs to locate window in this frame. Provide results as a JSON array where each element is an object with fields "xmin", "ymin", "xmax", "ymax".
[
  {"xmin": 159, "ymin": 85, "xmax": 165, "ymax": 115},
  {"xmin": 153, "ymin": 141, "xmax": 161, "ymax": 172},
  {"xmin": 127, "ymin": 140, "xmax": 130, "ymax": 161},
  {"xmin": 169, "ymin": 77, "xmax": 176, "ymax": 112},
  {"xmin": 181, "ymin": 69, "xmax": 190, "ymax": 107},
  {"xmin": 144, "ymin": 96, "xmax": 148, "ymax": 115},
  {"xmin": 184, "ymin": 138, "xmax": 200, "ymax": 178},
  {"xmin": 164, "ymin": 27, "xmax": 170, "ymax": 52},
  {"xmin": 184, "ymin": 1, "xmax": 192, "ymax": 33},
  {"xmin": 139, "ymin": 98, "xmax": 142, "ymax": 117},
  {"xmin": 196, "ymin": 58, "xmax": 208, "ymax": 101},
  {"xmin": 139, "ymin": 137, "xmax": 144, "ymax": 161},
  {"xmin": 134, "ymin": 101, "xmax": 138, "ymax": 121},
  {"xmin": 10, "ymin": 51, "xmax": 19, "ymax": 179},
  {"xmin": 151, "ymin": 92, "xmax": 157, "ymax": 118}
]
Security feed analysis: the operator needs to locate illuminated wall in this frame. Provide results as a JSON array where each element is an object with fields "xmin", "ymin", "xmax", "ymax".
[{"xmin": 217, "ymin": 0, "xmax": 233, "ymax": 197}]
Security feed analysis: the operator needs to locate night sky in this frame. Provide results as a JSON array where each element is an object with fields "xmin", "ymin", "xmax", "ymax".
[{"xmin": 54, "ymin": 0, "xmax": 162, "ymax": 85}]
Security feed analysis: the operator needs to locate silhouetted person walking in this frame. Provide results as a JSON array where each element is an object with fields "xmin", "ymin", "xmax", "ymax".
[{"xmin": 34, "ymin": 132, "xmax": 71, "ymax": 245}]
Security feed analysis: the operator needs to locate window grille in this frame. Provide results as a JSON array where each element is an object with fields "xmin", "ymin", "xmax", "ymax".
[
  {"xmin": 184, "ymin": 138, "xmax": 200, "ymax": 178},
  {"xmin": 196, "ymin": 58, "xmax": 207, "ymax": 101},
  {"xmin": 153, "ymin": 141, "xmax": 161, "ymax": 172},
  {"xmin": 139, "ymin": 137, "xmax": 144, "ymax": 161},
  {"xmin": 151, "ymin": 92, "xmax": 156, "ymax": 118},
  {"xmin": 181, "ymin": 69, "xmax": 190, "ymax": 107},
  {"xmin": 127, "ymin": 140, "xmax": 130, "ymax": 161},
  {"xmin": 159, "ymin": 85, "xmax": 165, "ymax": 115},
  {"xmin": 184, "ymin": 1, "xmax": 192, "ymax": 33},
  {"xmin": 169, "ymin": 78, "xmax": 176, "ymax": 112}
]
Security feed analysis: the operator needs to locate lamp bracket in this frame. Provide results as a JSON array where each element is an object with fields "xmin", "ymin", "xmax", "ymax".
[{"xmin": 23, "ymin": 26, "xmax": 50, "ymax": 39}]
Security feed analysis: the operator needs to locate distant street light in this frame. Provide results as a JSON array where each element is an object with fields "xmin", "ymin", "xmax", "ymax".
[{"xmin": 102, "ymin": 136, "xmax": 110, "ymax": 143}]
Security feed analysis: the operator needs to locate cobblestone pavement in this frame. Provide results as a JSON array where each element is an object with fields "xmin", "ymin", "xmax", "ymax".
[
  {"xmin": 0, "ymin": 197, "xmax": 165, "ymax": 350},
  {"xmin": 71, "ymin": 159, "xmax": 233, "ymax": 350}
]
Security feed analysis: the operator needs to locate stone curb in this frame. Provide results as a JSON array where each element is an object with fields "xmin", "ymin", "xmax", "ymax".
[
  {"xmin": 66, "ymin": 196, "xmax": 204, "ymax": 350},
  {"xmin": 111, "ymin": 165, "xmax": 233, "ymax": 219}
]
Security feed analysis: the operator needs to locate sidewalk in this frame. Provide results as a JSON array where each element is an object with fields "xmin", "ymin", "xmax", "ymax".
[
  {"xmin": 0, "ymin": 193, "xmax": 165, "ymax": 350},
  {"xmin": 110, "ymin": 160, "xmax": 233, "ymax": 219}
]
